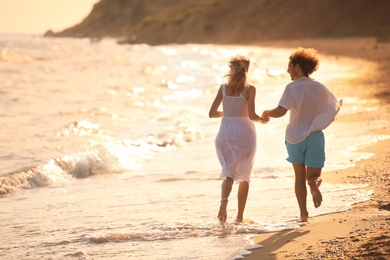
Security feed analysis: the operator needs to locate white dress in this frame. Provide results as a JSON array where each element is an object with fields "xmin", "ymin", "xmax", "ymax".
[{"xmin": 215, "ymin": 84, "xmax": 256, "ymax": 183}]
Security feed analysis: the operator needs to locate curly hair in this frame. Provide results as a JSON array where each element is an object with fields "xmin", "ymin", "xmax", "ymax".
[
  {"xmin": 225, "ymin": 55, "xmax": 250, "ymax": 95},
  {"xmin": 289, "ymin": 48, "xmax": 319, "ymax": 77}
]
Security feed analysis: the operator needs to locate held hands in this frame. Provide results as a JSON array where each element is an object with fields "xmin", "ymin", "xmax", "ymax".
[
  {"xmin": 259, "ymin": 117, "xmax": 269, "ymax": 124},
  {"xmin": 260, "ymin": 110, "xmax": 271, "ymax": 124}
]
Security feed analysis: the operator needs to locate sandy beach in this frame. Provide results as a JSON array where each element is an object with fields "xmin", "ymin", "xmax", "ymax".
[
  {"xmin": 1, "ymin": 35, "xmax": 388, "ymax": 259},
  {"xmin": 244, "ymin": 37, "xmax": 390, "ymax": 259}
]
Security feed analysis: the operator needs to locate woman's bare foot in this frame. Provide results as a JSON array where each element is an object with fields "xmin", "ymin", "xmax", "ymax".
[
  {"xmin": 234, "ymin": 217, "xmax": 243, "ymax": 223},
  {"xmin": 309, "ymin": 178, "xmax": 322, "ymax": 208},
  {"xmin": 217, "ymin": 198, "xmax": 228, "ymax": 223}
]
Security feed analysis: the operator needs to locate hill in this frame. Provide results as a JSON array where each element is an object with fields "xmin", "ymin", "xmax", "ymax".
[{"xmin": 45, "ymin": 0, "xmax": 390, "ymax": 45}]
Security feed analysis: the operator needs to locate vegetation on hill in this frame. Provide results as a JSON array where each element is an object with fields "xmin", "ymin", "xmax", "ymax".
[{"xmin": 45, "ymin": 0, "xmax": 390, "ymax": 45}]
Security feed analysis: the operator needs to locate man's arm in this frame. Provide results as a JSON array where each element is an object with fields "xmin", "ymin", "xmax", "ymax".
[{"xmin": 262, "ymin": 106, "xmax": 288, "ymax": 119}]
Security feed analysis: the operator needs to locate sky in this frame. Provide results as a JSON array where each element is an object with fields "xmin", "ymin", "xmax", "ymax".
[{"xmin": 0, "ymin": 0, "xmax": 100, "ymax": 34}]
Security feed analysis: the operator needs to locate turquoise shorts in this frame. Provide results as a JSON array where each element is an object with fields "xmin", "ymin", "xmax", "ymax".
[{"xmin": 285, "ymin": 131, "xmax": 325, "ymax": 168}]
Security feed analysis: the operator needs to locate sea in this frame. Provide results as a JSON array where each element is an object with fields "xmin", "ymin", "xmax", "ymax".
[{"xmin": 0, "ymin": 34, "xmax": 388, "ymax": 260}]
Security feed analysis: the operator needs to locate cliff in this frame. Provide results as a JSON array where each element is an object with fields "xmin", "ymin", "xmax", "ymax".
[{"xmin": 45, "ymin": 0, "xmax": 390, "ymax": 45}]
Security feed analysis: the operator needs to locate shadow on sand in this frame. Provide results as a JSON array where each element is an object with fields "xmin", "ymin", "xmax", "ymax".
[{"xmin": 249, "ymin": 229, "xmax": 310, "ymax": 259}]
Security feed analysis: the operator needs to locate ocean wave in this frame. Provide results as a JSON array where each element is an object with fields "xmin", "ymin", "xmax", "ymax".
[
  {"xmin": 87, "ymin": 221, "xmax": 300, "ymax": 244},
  {"xmin": 0, "ymin": 153, "xmax": 105, "ymax": 196},
  {"xmin": 0, "ymin": 117, "xmax": 203, "ymax": 197}
]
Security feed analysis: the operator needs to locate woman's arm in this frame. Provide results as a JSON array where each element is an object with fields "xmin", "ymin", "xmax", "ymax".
[
  {"xmin": 209, "ymin": 86, "xmax": 224, "ymax": 118},
  {"xmin": 247, "ymin": 86, "xmax": 268, "ymax": 123}
]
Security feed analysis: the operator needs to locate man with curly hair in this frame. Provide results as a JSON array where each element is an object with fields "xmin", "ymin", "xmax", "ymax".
[{"xmin": 262, "ymin": 48, "xmax": 342, "ymax": 222}]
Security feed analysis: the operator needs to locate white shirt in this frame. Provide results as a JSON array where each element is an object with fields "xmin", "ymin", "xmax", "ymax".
[{"xmin": 278, "ymin": 77, "xmax": 342, "ymax": 144}]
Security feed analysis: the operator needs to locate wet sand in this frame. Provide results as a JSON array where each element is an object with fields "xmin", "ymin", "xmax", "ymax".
[{"xmin": 245, "ymin": 37, "xmax": 390, "ymax": 259}]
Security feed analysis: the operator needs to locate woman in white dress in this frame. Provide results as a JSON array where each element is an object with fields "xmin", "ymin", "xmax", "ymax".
[{"xmin": 209, "ymin": 55, "xmax": 268, "ymax": 223}]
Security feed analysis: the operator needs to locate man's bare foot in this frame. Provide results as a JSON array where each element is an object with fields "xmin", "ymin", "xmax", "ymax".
[
  {"xmin": 298, "ymin": 215, "xmax": 309, "ymax": 222},
  {"xmin": 309, "ymin": 178, "xmax": 322, "ymax": 208},
  {"xmin": 217, "ymin": 198, "xmax": 228, "ymax": 223}
]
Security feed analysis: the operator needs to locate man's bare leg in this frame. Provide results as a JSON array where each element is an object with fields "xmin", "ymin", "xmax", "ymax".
[
  {"xmin": 307, "ymin": 167, "xmax": 322, "ymax": 208},
  {"xmin": 235, "ymin": 181, "xmax": 249, "ymax": 222},
  {"xmin": 218, "ymin": 177, "xmax": 233, "ymax": 223},
  {"xmin": 292, "ymin": 163, "xmax": 309, "ymax": 222}
]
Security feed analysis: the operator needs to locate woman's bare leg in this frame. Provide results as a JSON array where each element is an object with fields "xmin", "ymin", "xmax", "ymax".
[
  {"xmin": 292, "ymin": 163, "xmax": 309, "ymax": 222},
  {"xmin": 235, "ymin": 181, "xmax": 249, "ymax": 222},
  {"xmin": 218, "ymin": 177, "xmax": 233, "ymax": 223}
]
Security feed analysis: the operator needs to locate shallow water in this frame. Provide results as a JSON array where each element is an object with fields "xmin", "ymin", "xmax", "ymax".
[{"xmin": 0, "ymin": 35, "xmax": 386, "ymax": 259}]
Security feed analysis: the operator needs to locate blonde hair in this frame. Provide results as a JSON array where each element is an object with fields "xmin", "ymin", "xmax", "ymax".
[{"xmin": 225, "ymin": 55, "xmax": 250, "ymax": 95}]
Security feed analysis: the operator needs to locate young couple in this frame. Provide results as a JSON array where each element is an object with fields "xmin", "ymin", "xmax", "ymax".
[{"xmin": 209, "ymin": 48, "xmax": 342, "ymax": 223}]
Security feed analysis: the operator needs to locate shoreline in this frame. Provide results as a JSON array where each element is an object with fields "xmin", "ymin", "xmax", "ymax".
[{"xmin": 244, "ymin": 37, "xmax": 390, "ymax": 259}]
